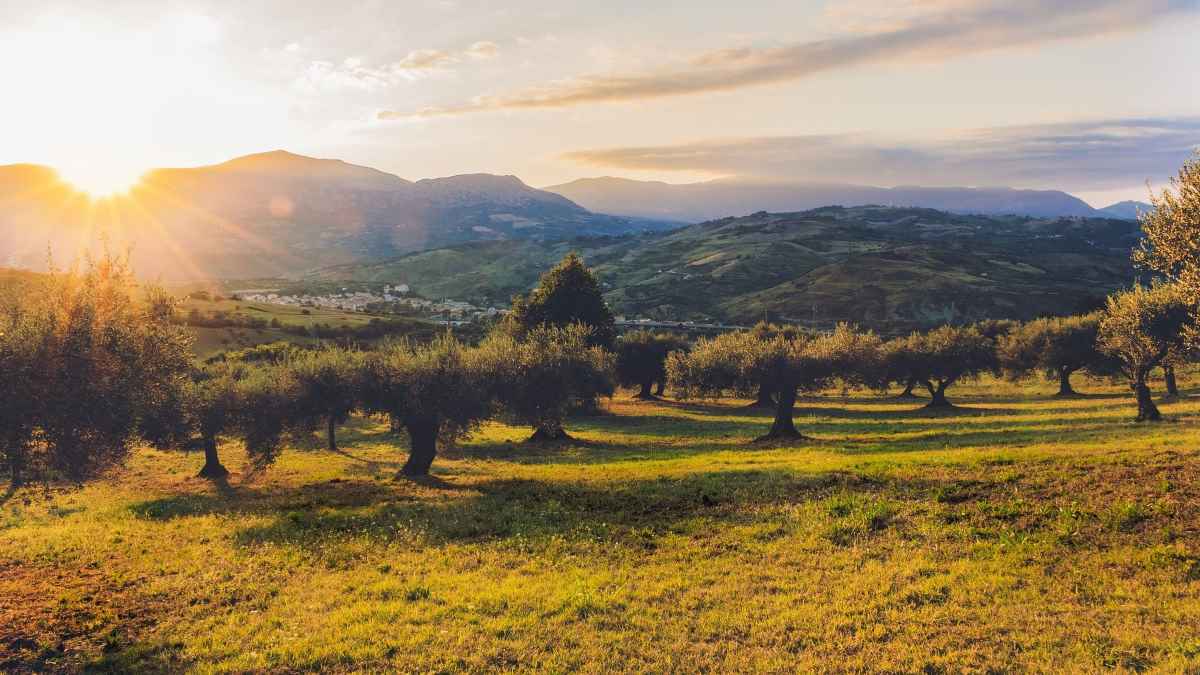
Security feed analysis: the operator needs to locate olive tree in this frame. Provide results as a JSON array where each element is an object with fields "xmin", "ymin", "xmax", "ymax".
[
  {"xmin": 999, "ymin": 313, "xmax": 1105, "ymax": 396},
  {"xmin": 615, "ymin": 330, "xmax": 688, "ymax": 399},
  {"xmin": 486, "ymin": 324, "xmax": 614, "ymax": 442},
  {"xmin": 1098, "ymin": 283, "xmax": 1193, "ymax": 422},
  {"xmin": 900, "ymin": 325, "xmax": 998, "ymax": 408},
  {"xmin": 1134, "ymin": 150, "xmax": 1200, "ymax": 343},
  {"xmin": 0, "ymin": 254, "xmax": 193, "ymax": 487},
  {"xmin": 880, "ymin": 337, "xmax": 925, "ymax": 399},
  {"xmin": 362, "ymin": 335, "xmax": 497, "ymax": 476},
  {"xmin": 288, "ymin": 346, "xmax": 365, "ymax": 451},
  {"xmin": 670, "ymin": 324, "xmax": 880, "ymax": 442}
]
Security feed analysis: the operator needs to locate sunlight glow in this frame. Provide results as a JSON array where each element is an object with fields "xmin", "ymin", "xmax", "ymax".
[{"xmin": 57, "ymin": 166, "xmax": 146, "ymax": 198}]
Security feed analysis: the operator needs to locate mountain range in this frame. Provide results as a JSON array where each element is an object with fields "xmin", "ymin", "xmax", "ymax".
[
  {"xmin": 543, "ymin": 176, "xmax": 1151, "ymax": 223},
  {"xmin": 308, "ymin": 205, "xmax": 1143, "ymax": 331},
  {"xmin": 0, "ymin": 150, "xmax": 1150, "ymax": 285},
  {"xmin": 0, "ymin": 151, "xmax": 673, "ymax": 279}
]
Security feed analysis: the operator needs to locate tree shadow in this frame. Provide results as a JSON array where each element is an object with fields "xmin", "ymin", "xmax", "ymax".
[
  {"xmin": 226, "ymin": 468, "xmax": 989, "ymax": 552},
  {"xmin": 129, "ymin": 478, "xmax": 399, "ymax": 522}
]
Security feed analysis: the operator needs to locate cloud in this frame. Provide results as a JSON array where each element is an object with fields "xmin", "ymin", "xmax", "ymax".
[
  {"xmin": 395, "ymin": 48, "xmax": 457, "ymax": 70},
  {"xmin": 464, "ymin": 41, "xmax": 499, "ymax": 60},
  {"xmin": 294, "ymin": 42, "xmax": 500, "ymax": 92},
  {"xmin": 561, "ymin": 117, "xmax": 1200, "ymax": 190},
  {"xmin": 378, "ymin": 0, "xmax": 1197, "ymax": 119}
]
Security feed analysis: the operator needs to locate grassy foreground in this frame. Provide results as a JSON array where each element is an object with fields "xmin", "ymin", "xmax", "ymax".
[{"xmin": 3, "ymin": 376, "xmax": 1199, "ymax": 672}]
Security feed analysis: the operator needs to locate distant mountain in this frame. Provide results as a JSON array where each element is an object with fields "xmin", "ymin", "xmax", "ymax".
[
  {"xmin": 1097, "ymin": 201, "xmax": 1153, "ymax": 220},
  {"xmin": 0, "ymin": 151, "xmax": 674, "ymax": 279},
  {"xmin": 312, "ymin": 205, "xmax": 1143, "ymax": 331},
  {"xmin": 544, "ymin": 177, "xmax": 1109, "ymax": 222}
]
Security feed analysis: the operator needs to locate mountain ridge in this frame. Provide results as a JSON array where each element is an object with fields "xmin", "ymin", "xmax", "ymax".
[
  {"xmin": 0, "ymin": 152, "xmax": 675, "ymax": 279},
  {"xmin": 544, "ymin": 176, "xmax": 1145, "ymax": 222}
]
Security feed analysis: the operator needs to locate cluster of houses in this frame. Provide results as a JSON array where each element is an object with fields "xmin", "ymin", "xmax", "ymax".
[{"xmin": 233, "ymin": 284, "xmax": 504, "ymax": 323}]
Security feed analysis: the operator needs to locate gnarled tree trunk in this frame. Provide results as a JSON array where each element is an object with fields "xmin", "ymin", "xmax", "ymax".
[
  {"xmin": 1135, "ymin": 378, "xmax": 1162, "ymax": 422},
  {"xmin": 402, "ymin": 415, "xmax": 439, "ymax": 476},
  {"xmin": 654, "ymin": 379, "xmax": 666, "ymax": 397},
  {"xmin": 924, "ymin": 380, "xmax": 952, "ymax": 408},
  {"xmin": 896, "ymin": 378, "xmax": 918, "ymax": 399},
  {"xmin": 1056, "ymin": 367, "xmax": 1077, "ymax": 397},
  {"xmin": 755, "ymin": 386, "xmax": 803, "ymax": 442},
  {"xmin": 530, "ymin": 418, "xmax": 571, "ymax": 442},
  {"xmin": 747, "ymin": 383, "xmax": 776, "ymax": 409},
  {"xmin": 1164, "ymin": 366, "xmax": 1179, "ymax": 398},
  {"xmin": 198, "ymin": 434, "xmax": 229, "ymax": 479},
  {"xmin": 635, "ymin": 379, "xmax": 655, "ymax": 399}
]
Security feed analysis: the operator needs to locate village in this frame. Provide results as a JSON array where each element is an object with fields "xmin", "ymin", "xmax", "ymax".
[
  {"xmin": 232, "ymin": 284, "xmax": 504, "ymax": 324},
  {"xmin": 231, "ymin": 284, "xmax": 744, "ymax": 331}
]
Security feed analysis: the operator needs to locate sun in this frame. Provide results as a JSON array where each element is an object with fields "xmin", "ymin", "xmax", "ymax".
[{"xmin": 57, "ymin": 165, "xmax": 146, "ymax": 199}]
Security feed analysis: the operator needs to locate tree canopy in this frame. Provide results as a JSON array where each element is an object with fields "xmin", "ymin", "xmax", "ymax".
[
  {"xmin": 507, "ymin": 252, "xmax": 616, "ymax": 348},
  {"xmin": 0, "ymin": 254, "xmax": 193, "ymax": 486},
  {"xmin": 361, "ymin": 335, "xmax": 498, "ymax": 476},
  {"xmin": 1134, "ymin": 150, "xmax": 1200, "ymax": 344},
  {"xmin": 614, "ymin": 330, "xmax": 689, "ymax": 399},
  {"xmin": 1098, "ymin": 283, "xmax": 1193, "ymax": 422},
  {"xmin": 484, "ymin": 324, "xmax": 614, "ymax": 441},
  {"xmin": 999, "ymin": 313, "xmax": 1106, "ymax": 396},
  {"xmin": 896, "ymin": 325, "xmax": 998, "ymax": 408},
  {"xmin": 669, "ymin": 324, "xmax": 879, "ymax": 441}
]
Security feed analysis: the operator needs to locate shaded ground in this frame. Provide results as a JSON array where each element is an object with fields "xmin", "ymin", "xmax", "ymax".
[{"xmin": 2, "ymin": 375, "xmax": 1199, "ymax": 672}]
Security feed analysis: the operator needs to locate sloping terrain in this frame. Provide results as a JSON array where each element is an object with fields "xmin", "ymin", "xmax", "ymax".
[
  {"xmin": 310, "ymin": 206, "xmax": 1141, "ymax": 330},
  {"xmin": 0, "ymin": 152, "xmax": 672, "ymax": 280}
]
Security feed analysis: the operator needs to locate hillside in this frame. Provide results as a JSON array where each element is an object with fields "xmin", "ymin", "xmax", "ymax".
[
  {"xmin": 310, "ymin": 206, "xmax": 1142, "ymax": 330},
  {"xmin": 0, "ymin": 152, "xmax": 673, "ymax": 280},
  {"xmin": 544, "ymin": 177, "xmax": 1125, "ymax": 222},
  {"xmin": 1098, "ymin": 200, "xmax": 1154, "ymax": 220}
]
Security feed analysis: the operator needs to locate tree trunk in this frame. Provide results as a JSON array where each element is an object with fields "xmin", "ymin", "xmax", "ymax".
[
  {"xmin": 1135, "ymin": 379, "xmax": 1162, "ymax": 422},
  {"xmin": 1164, "ymin": 366, "xmax": 1179, "ymax": 398},
  {"xmin": 1056, "ymin": 367, "xmax": 1077, "ymax": 397},
  {"xmin": 327, "ymin": 416, "xmax": 338, "ymax": 451},
  {"xmin": 7, "ymin": 454, "xmax": 22, "ymax": 489},
  {"xmin": 529, "ymin": 421, "xmax": 571, "ymax": 442},
  {"xmin": 401, "ymin": 416, "xmax": 439, "ymax": 476},
  {"xmin": 896, "ymin": 378, "xmax": 918, "ymax": 399},
  {"xmin": 746, "ymin": 383, "xmax": 775, "ymax": 409},
  {"xmin": 924, "ymin": 380, "xmax": 952, "ymax": 408},
  {"xmin": 198, "ymin": 434, "xmax": 229, "ymax": 479},
  {"xmin": 755, "ymin": 386, "xmax": 803, "ymax": 442},
  {"xmin": 653, "ymin": 379, "xmax": 666, "ymax": 397},
  {"xmin": 635, "ymin": 379, "xmax": 655, "ymax": 399}
]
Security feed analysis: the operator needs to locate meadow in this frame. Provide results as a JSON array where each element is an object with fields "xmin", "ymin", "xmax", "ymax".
[{"xmin": 2, "ymin": 374, "xmax": 1199, "ymax": 673}]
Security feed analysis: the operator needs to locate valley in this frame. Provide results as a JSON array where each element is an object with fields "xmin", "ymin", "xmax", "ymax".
[{"xmin": 309, "ymin": 206, "xmax": 1143, "ymax": 332}]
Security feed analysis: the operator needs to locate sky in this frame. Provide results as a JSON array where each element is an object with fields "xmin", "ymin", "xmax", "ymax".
[{"xmin": 1, "ymin": 0, "xmax": 1199, "ymax": 205}]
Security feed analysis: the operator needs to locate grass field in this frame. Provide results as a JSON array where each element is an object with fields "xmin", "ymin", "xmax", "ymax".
[{"xmin": 3, "ymin": 375, "xmax": 1199, "ymax": 672}]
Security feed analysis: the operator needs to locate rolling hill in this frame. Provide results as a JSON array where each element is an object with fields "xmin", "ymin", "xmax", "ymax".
[
  {"xmin": 0, "ymin": 152, "xmax": 673, "ymax": 280},
  {"xmin": 544, "ymin": 176, "xmax": 1140, "ymax": 222},
  {"xmin": 310, "ymin": 206, "xmax": 1143, "ymax": 332}
]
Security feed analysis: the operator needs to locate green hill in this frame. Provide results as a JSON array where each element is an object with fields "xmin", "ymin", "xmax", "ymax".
[{"xmin": 307, "ymin": 206, "xmax": 1142, "ymax": 331}]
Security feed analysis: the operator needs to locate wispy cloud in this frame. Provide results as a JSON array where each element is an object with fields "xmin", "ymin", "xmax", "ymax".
[
  {"xmin": 379, "ymin": 0, "xmax": 1197, "ymax": 119},
  {"xmin": 296, "ymin": 42, "xmax": 501, "ymax": 93},
  {"xmin": 562, "ymin": 117, "xmax": 1200, "ymax": 190}
]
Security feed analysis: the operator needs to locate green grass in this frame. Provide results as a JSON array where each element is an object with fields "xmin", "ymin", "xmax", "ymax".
[{"xmin": 3, "ymin": 375, "xmax": 1199, "ymax": 672}]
